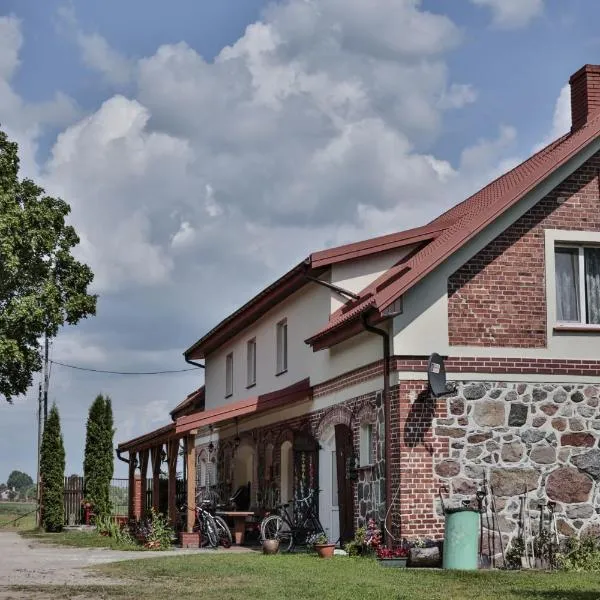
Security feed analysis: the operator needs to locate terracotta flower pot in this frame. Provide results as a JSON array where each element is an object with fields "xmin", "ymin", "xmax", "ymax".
[
  {"xmin": 314, "ymin": 543, "xmax": 336, "ymax": 558},
  {"xmin": 262, "ymin": 539, "xmax": 280, "ymax": 555}
]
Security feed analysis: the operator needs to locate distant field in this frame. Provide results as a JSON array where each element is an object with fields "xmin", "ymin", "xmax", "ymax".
[{"xmin": 0, "ymin": 501, "xmax": 37, "ymax": 530}]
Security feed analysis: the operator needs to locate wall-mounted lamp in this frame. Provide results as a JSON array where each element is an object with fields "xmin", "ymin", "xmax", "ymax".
[
  {"xmin": 208, "ymin": 424, "xmax": 215, "ymax": 454},
  {"xmin": 234, "ymin": 418, "xmax": 241, "ymax": 449}
]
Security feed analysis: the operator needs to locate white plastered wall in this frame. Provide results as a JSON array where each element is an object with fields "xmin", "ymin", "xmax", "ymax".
[
  {"xmin": 204, "ymin": 278, "xmax": 387, "ymax": 410},
  {"xmin": 329, "ymin": 247, "xmax": 416, "ymax": 313}
]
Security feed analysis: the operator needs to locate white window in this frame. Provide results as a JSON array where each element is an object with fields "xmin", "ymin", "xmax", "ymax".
[
  {"xmin": 246, "ymin": 338, "xmax": 256, "ymax": 387},
  {"xmin": 225, "ymin": 352, "xmax": 233, "ymax": 397},
  {"xmin": 555, "ymin": 246, "xmax": 600, "ymax": 324},
  {"xmin": 359, "ymin": 423, "xmax": 374, "ymax": 466},
  {"xmin": 276, "ymin": 319, "xmax": 288, "ymax": 374}
]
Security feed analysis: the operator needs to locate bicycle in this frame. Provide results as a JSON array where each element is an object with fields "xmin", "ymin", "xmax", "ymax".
[
  {"xmin": 179, "ymin": 500, "xmax": 232, "ymax": 548},
  {"xmin": 260, "ymin": 488, "xmax": 325, "ymax": 552}
]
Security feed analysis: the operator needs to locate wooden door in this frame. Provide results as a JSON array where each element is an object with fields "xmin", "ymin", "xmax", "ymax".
[{"xmin": 334, "ymin": 424, "xmax": 355, "ymax": 544}]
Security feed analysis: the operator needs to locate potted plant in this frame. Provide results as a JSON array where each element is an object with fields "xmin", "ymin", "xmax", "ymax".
[
  {"xmin": 376, "ymin": 545, "xmax": 409, "ymax": 568},
  {"xmin": 262, "ymin": 538, "xmax": 280, "ymax": 555},
  {"xmin": 313, "ymin": 533, "xmax": 336, "ymax": 559}
]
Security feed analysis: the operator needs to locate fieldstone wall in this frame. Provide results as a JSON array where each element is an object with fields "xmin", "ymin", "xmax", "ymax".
[
  {"xmin": 355, "ymin": 400, "xmax": 387, "ymax": 527},
  {"xmin": 433, "ymin": 381, "xmax": 600, "ymax": 558}
]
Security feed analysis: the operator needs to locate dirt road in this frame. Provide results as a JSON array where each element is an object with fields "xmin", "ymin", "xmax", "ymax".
[{"xmin": 0, "ymin": 531, "xmax": 249, "ymax": 598}]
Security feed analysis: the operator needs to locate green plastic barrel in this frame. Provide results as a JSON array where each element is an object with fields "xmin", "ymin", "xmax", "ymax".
[{"xmin": 442, "ymin": 508, "xmax": 479, "ymax": 570}]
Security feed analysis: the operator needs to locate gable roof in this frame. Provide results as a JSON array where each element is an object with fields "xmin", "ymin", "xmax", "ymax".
[
  {"xmin": 184, "ymin": 224, "xmax": 434, "ymax": 360},
  {"xmin": 170, "ymin": 386, "xmax": 205, "ymax": 421},
  {"xmin": 306, "ymin": 113, "xmax": 600, "ymax": 348}
]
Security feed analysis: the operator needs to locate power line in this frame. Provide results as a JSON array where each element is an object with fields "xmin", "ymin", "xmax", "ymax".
[{"xmin": 49, "ymin": 360, "xmax": 200, "ymax": 375}]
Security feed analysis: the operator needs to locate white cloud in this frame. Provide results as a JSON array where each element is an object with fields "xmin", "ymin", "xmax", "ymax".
[
  {"xmin": 533, "ymin": 84, "xmax": 571, "ymax": 152},
  {"xmin": 57, "ymin": 5, "xmax": 133, "ymax": 86},
  {"xmin": 471, "ymin": 0, "xmax": 544, "ymax": 29},
  {"xmin": 76, "ymin": 31, "xmax": 133, "ymax": 86},
  {"xmin": 2, "ymin": 0, "xmax": 552, "ymax": 480},
  {"xmin": 0, "ymin": 15, "xmax": 22, "ymax": 80}
]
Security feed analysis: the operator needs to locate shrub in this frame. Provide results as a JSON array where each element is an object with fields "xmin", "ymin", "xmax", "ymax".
[
  {"xmin": 558, "ymin": 536, "xmax": 600, "ymax": 572},
  {"xmin": 95, "ymin": 514, "xmax": 134, "ymax": 546},
  {"xmin": 505, "ymin": 536, "xmax": 526, "ymax": 570},
  {"xmin": 83, "ymin": 395, "xmax": 114, "ymax": 518},
  {"xmin": 129, "ymin": 510, "xmax": 173, "ymax": 550},
  {"xmin": 40, "ymin": 404, "xmax": 65, "ymax": 532}
]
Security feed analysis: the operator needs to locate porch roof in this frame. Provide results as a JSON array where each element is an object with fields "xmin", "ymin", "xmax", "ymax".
[
  {"xmin": 175, "ymin": 378, "xmax": 311, "ymax": 435},
  {"xmin": 117, "ymin": 422, "xmax": 178, "ymax": 453}
]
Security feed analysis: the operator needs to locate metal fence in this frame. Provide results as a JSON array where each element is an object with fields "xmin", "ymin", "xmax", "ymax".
[{"xmin": 63, "ymin": 477, "xmax": 130, "ymax": 525}]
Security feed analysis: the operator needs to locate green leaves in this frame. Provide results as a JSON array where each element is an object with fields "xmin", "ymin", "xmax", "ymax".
[
  {"xmin": 40, "ymin": 403, "xmax": 65, "ymax": 532},
  {"xmin": 0, "ymin": 127, "xmax": 97, "ymax": 401},
  {"xmin": 83, "ymin": 394, "xmax": 114, "ymax": 517}
]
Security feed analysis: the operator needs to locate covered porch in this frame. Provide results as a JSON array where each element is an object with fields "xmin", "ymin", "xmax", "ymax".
[{"xmin": 116, "ymin": 423, "xmax": 198, "ymax": 534}]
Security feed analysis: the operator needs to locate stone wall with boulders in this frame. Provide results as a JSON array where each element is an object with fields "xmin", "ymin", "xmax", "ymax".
[{"xmin": 433, "ymin": 381, "xmax": 600, "ymax": 560}]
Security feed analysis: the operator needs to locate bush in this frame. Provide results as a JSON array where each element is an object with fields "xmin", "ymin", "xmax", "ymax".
[
  {"xmin": 95, "ymin": 514, "xmax": 135, "ymax": 546},
  {"xmin": 558, "ymin": 536, "xmax": 600, "ymax": 572},
  {"xmin": 129, "ymin": 510, "xmax": 173, "ymax": 550},
  {"xmin": 40, "ymin": 404, "xmax": 65, "ymax": 532},
  {"xmin": 505, "ymin": 536, "xmax": 525, "ymax": 570},
  {"xmin": 83, "ymin": 395, "xmax": 114, "ymax": 517}
]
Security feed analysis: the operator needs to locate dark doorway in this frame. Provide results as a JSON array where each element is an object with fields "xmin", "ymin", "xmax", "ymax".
[{"xmin": 334, "ymin": 424, "xmax": 355, "ymax": 544}]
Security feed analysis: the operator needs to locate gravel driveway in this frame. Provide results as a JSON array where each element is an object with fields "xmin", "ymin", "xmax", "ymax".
[{"xmin": 0, "ymin": 531, "xmax": 251, "ymax": 598}]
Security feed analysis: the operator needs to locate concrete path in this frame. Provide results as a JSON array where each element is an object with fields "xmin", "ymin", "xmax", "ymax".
[{"xmin": 0, "ymin": 531, "xmax": 252, "ymax": 593}]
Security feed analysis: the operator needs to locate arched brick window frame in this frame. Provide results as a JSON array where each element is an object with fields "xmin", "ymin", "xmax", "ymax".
[{"xmin": 315, "ymin": 405, "xmax": 353, "ymax": 440}]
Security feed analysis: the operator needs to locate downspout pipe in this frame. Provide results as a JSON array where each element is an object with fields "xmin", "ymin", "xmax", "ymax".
[
  {"xmin": 185, "ymin": 357, "xmax": 205, "ymax": 369},
  {"xmin": 116, "ymin": 448, "xmax": 130, "ymax": 464},
  {"xmin": 360, "ymin": 312, "xmax": 393, "ymax": 544}
]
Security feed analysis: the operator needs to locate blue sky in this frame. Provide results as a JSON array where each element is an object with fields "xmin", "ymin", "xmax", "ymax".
[{"xmin": 0, "ymin": 0, "xmax": 597, "ymax": 483}]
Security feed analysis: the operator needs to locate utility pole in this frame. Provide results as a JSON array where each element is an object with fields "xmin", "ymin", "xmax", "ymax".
[
  {"xmin": 37, "ymin": 333, "xmax": 51, "ymax": 528},
  {"xmin": 43, "ymin": 334, "xmax": 49, "ymax": 424},
  {"xmin": 36, "ymin": 381, "xmax": 43, "ymax": 528}
]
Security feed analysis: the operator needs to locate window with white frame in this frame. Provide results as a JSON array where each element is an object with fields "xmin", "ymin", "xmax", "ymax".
[
  {"xmin": 276, "ymin": 319, "xmax": 288, "ymax": 374},
  {"xmin": 247, "ymin": 338, "xmax": 256, "ymax": 387},
  {"xmin": 225, "ymin": 352, "xmax": 234, "ymax": 397},
  {"xmin": 359, "ymin": 423, "xmax": 374, "ymax": 466},
  {"xmin": 555, "ymin": 245, "xmax": 600, "ymax": 324}
]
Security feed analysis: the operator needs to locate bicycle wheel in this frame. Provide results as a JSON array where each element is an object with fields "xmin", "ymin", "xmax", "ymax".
[
  {"xmin": 214, "ymin": 516, "xmax": 232, "ymax": 548},
  {"xmin": 201, "ymin": 514, "xmax": 219, "ymax": 548},
  {"xmin": 261, "ymin": 515, "xmax": 293, "ymax": 552}
]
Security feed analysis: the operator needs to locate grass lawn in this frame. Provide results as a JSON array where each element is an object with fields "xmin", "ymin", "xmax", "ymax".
[
  {"xmin": 10, "ymin": 553, "xmax": 600, "ymax": 600},
  {"xmin": 0, "ymin": 501, "xmax": 36, "ymax": 530}
]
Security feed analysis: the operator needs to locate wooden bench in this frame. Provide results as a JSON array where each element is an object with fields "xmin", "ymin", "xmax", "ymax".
[{"xmin": 215, "ymin": 511, "xmax": 255, "ymax": 545}]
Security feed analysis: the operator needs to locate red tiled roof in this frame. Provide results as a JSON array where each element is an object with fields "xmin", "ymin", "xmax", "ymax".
[
  {"xmin": 307, "ymin": 113, "xmax": 600, "ymax": 347},
  {"xmin": 185, "ymin": 223, "xmax": 436, "ymax": 360},
  {"xmin": 175, "ymin": 378, "xmax": 311, "ymax": 434},
  {"xmin": 117, "ymin": 422, "xmax": 176, "ymax": 452},
  {"xmin": 170, "ymin": 386, "xmax": 205, "ymax": 420},
  {"xmin": 310, "ymin": 223, "xmax": 445, "ymax": 268}
]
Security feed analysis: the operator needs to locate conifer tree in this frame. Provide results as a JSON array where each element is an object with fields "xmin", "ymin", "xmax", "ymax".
[
  {"xmin": 83, "ymin": 394, "xmax": 114, "ymax": 517},
  {"xmin": 40, "ymin": 404, "xmax": 65, "ymax": 532}
]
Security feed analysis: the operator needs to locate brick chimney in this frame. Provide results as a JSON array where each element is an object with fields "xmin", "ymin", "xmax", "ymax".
[{"xmin": 570, "ymin": 64, "xmax": 600, "ymax": 131}]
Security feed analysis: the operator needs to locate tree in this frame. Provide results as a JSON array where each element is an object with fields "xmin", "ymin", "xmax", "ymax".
[
  {"xmin": 0, "ymin": 128, "xmax": 97, "ymax": 402},
  {"xmin": 7, "ymin": 470, "xmax": 33, "ymax": 494},
  {"xmin": 40, "ymin": 404, "xmax": 65, "ymax": 531},
  {"xmin": 83, "ymin": 395, "xmax": 114, "ymax": 517}
]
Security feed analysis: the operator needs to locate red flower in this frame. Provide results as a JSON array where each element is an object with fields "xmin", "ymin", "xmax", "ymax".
[{"xmin": 376, "ymin": 546, "xmax": 409, "ymax": 559}]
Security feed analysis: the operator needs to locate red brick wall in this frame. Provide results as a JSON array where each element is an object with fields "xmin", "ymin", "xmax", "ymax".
[
  {"xmin": 388, "ymin": 382, "xmax": 449, "ymax": 541},
  {"xmin": 448, "ymin": 151, "xmax": 600, "ymax": 347}
]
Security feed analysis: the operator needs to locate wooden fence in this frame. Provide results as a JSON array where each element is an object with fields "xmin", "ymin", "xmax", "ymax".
[{"xmin": 63, "ymin": 477, "xmax": 129, "ymax": 526}]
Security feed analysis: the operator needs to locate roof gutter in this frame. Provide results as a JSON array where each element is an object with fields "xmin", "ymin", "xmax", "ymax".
[
  {"xmin": 116, "ymin": 448, "xmax": 130, "ymax": 464},
  {"xmin": 361, "ymin": 312, "xmax": 393, "ymax": 546},
  {"xmin": 185, "ymin": 357, "xmax": 205, "ymax": 369}
]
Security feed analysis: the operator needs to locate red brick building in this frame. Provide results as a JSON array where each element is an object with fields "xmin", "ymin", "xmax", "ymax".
[{"xmin": 119, "ymin": 64, "xmax": 600, "ymax": 560}]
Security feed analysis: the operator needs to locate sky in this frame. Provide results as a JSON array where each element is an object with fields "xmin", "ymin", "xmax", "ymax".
[{"xmin": 0, "ymin": 0, "xmax": 595, "ymax": 482}]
